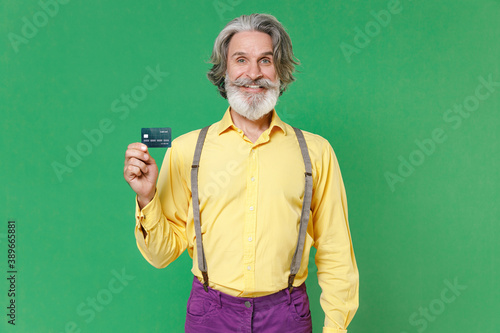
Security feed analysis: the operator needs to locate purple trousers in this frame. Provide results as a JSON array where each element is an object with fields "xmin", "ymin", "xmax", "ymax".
[{"xmin": 185, "ymin": 276, "xmax": 312, "ymax": 333}]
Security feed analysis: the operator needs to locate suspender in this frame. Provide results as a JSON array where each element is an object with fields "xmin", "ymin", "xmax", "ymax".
[
  {"xmin": 190, "ymin": 125, "xmax": 313, "ymax": 293},
  {"xmin": 191, "ymin": 126, "xmax": 210, "ymax": 292},
  {"xmin": 289, "ymin": 127, "xmax": 314, "ymax": 293}
]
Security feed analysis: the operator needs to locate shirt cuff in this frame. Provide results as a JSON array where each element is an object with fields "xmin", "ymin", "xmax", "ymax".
[
  {"xmin": 135, "ymin": 189, "xmax": 161, "ymax": 231},
  {"xmin": 323, "ymin": 328, "xmax": 347, "ymax": 333}
]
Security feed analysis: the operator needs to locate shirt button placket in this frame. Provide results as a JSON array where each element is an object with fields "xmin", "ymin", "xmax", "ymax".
[{"xmin": 243, "ymin": 147, "xmax": 258, "ymax": 292}]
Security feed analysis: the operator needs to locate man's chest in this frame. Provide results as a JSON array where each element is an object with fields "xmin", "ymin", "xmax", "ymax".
[{"xmin": 194, "ymin": 138, "xmax": 307, "ymax": 206}]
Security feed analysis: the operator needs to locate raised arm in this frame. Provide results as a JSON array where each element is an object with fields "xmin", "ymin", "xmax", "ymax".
[{"xmin": 124, "ymin": 140, "xmax": 190, "ymax": 268}]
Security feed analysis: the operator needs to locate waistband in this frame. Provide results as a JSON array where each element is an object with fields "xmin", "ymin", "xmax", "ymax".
[{"xmin": 191, "ymin": 276, "xmax": 307, "ymax": 309}]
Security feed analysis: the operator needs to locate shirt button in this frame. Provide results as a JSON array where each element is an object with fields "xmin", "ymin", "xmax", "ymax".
[
  {"xmin": 249, "ymin": 206, "xmax": 254, "ymax": 211},
  {"xmin": 250, "ymin": 177, "xmax": 255, "ymax": 182},
  {"xmin": 248, "ymin": 237, "xmax": 252, "ymax": 242},
  {"xmin": 247, "ymin": 266, "xmax": 251, "ymax": 270},
  {"xmin": 245, "ymin": 301, "xmax": 252, "ymax": 308}
]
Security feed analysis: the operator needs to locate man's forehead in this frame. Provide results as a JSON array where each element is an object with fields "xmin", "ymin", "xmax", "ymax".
[
  {"xmin": 228, "ymin": 31, "xmax": 273, "ymax": 55},
  {"xmin": 230, "ymin": 51, "xmax": 274, "ymax": 58}
]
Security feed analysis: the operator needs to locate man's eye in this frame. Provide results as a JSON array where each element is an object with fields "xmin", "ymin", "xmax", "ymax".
[
  {"xmin": 261, "ymin": 59, "xmax": 271, "ymax": 64},
  {"xmin": 237, "ymin": 59, "xmax": 245, "ymax": 63}
]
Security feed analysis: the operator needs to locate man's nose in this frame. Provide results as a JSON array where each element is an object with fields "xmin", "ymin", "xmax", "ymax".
[{"xmin": 246, "ymin": 61, "xmax": 263, "ymax": 81}]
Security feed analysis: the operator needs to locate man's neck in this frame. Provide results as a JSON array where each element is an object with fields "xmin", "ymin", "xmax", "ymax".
[{"xmin": 230, "ymin": 107, "xmax": 273, "ymax": 143}]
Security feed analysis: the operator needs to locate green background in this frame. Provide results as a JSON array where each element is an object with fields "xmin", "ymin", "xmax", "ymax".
[{"xmin": 1, "ymin": 0, "xmax": 499, "ymax": 332}]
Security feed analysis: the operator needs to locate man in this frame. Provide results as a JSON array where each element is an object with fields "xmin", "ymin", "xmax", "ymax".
[{"xmin": 124, "ymin": 13, "xmax": 358, "ymax": 333}]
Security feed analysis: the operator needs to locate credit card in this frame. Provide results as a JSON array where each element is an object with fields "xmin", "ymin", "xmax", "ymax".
[{"xmin": 141, "ymin": 127, "xmax": 171, "ymax": 148}]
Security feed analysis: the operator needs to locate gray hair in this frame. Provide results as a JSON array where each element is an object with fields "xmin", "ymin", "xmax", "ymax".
[{"xmin": 207, "ymin": 13, "xmax": 300, "ymax": 99}]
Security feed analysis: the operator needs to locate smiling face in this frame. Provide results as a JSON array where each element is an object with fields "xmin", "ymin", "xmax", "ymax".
[
  {"xmin": 225, "ymin": 30, "xmax": 281, "ymax": 120},
  {"xmin": 227, "ymin": 30, "xmax": 278, "ymax": 90}
]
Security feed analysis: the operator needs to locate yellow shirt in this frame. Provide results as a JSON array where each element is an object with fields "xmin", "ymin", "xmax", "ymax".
[{"xmin": 135, "ymin": 107, "xmax": 359, "ymax": 333}]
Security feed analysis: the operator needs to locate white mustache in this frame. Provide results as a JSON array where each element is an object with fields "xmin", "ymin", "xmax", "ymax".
[{"xmin": 230, "ymin": 77, "xmax": 279, "ymax": 90}]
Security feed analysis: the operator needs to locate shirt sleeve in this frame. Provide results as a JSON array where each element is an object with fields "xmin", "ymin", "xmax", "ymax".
[
  {"xmin": 134, "ymin": 139, "xmax": 190, "ymax": 268},
  {"xmin": 311, "ymin": 140, "xmax": 359, "ymax": 333}
]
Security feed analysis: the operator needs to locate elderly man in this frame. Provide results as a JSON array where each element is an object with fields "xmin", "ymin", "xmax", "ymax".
[{"xmin": 124, "ymin": 13, "xmax": 358, "ymax": 333}]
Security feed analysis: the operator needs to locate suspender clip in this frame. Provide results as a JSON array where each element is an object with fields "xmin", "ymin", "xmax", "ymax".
[
  {"xmin": 305, "ymin": 172, "xmax": 312, "ymax": 177},
  {"xmin": 202, "ymin": 271, "xmax": 209, "ymax": 293},
  {"xmin": 288, "ymin": 274, "xmax": 296, "ymax": 293},
  {"xmin": 192, "ymin": 164, "xmax": 199, "ymax": 169}
]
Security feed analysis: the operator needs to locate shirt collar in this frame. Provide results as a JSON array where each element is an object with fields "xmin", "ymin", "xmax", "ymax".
[{"xmin": 217, "ymin": 106, "xmax": 287, "ymax": 136}]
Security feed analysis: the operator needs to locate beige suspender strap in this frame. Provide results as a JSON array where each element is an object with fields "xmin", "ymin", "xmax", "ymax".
[
  {"xmin": 191, "ymin": 125, "xmax": 313, "ymax": 294},
  {"xmin": 288, "ymin": 127, "xmax": 313, "ymax": 293},
  {"xmin": 191, "ymin": 125, "xmax": 211, "ymax": 292}
]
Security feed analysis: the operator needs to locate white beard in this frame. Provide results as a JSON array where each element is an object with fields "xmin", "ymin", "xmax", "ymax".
[{"xmin": 225, "ymin": 74, "xmax": 281, "ymax": 121}]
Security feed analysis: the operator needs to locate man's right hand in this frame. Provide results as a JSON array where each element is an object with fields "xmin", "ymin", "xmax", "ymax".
[{"xmin": 124, "ymin": 143, "xmax": 159, "ymax": 209}]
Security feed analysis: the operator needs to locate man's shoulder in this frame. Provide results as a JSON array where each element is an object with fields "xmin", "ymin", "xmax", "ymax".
[
  {"xmin": 288, "ymin": 125, "xmax": 333, "ymax": 152},
  {"xmin": 171, "ymin": 123, "xmax": 218, "ymax": 152},
  {"xmin": 300, "ymin": 129, "xmax": 329, "ymax": 144},
  {"xmin": 172, "ymin": 128, "xmax": 203, "ymax": 146},
  {"xmin": 284, "ymin": 125, "xmax": 342, "ymax": 170}
]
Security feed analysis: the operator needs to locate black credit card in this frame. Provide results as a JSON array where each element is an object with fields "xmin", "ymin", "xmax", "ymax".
[{"xmin": 141, "ymin": 128, "xmax": 171, "ymax": 148}]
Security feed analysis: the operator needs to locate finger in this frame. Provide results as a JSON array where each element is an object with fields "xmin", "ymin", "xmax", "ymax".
[
  {"xmin": 125, "ymin": 164, "xmax": 142, "ymax": 178},
  {"xmin": 125, "ymin": 149, "xmax": 151, "ymax": 163},
  {"xmin": 127, "ymin": 142, "xmax": 148, "ymax": 152},
  {"xmin": 128, "ymin": 158, "xmax": 149, "ymax": 174},
  {"xmin": 129, "ymin": 150, "xmax": 155, "ymax": 165}
]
